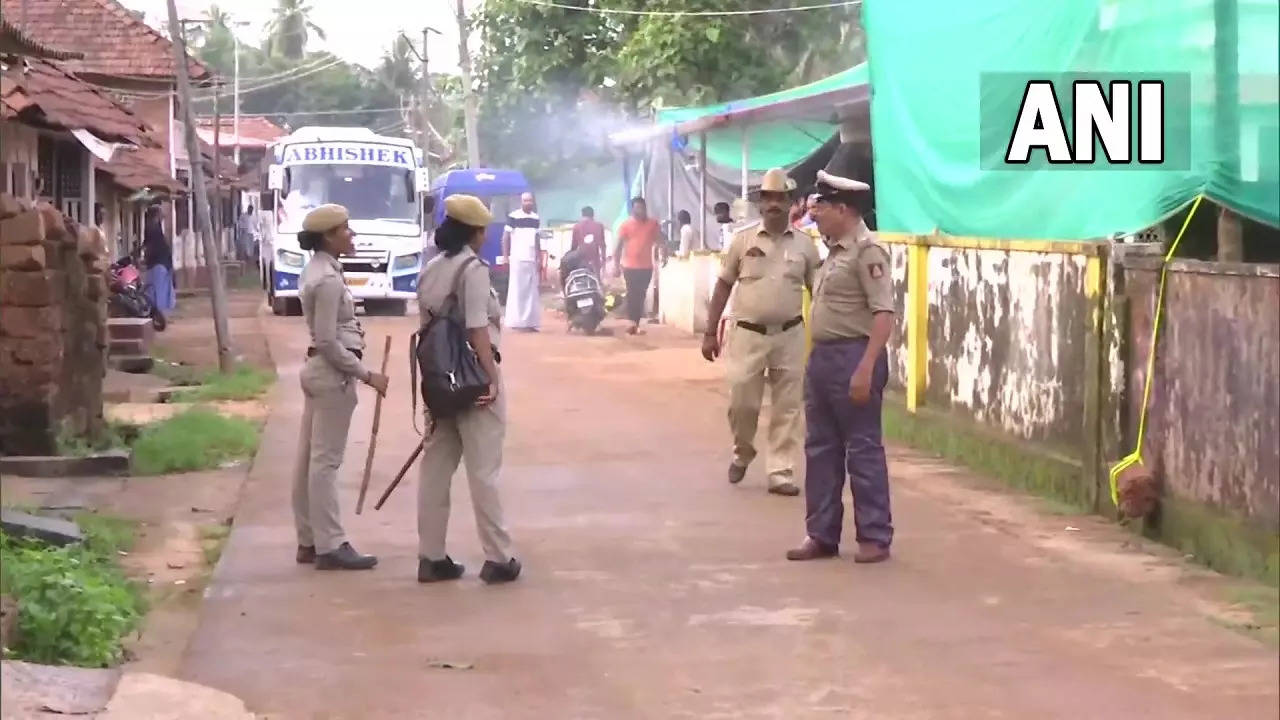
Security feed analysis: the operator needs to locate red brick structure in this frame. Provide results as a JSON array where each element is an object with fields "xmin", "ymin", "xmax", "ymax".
[{"xmin": 0, "ymin": 195, "xmax": 109, "ymax": 455}]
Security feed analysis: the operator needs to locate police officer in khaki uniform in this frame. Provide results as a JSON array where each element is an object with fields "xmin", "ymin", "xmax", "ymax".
[
  {"xmin": 292, "ymin": 204, "xmax": 389, "ymax": 570},
  {"xmin": 415, "ymin": 195, "xmax": 521, "ymax": 585},
  {"xmin": 703, "ymin": 168, "xmax": 820, "ymax": 496},
  {"xmin": 786, "ymin": 170, "xmax": 896, "ymax": 565}
]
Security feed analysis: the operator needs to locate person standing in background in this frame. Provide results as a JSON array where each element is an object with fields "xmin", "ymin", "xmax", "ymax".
[
  {"xmin": 710, "ymin": 201, "xmax": 733, "ymax": 252},
  {"xmin": 237, "ymin": 205, "xmax": 259, "ymax": 263},
  {"xmin": 503, "ymin": 192, "xmax": 542, "ymax": 332},
  {"xmin": 613, "ymin": 197, "xmax": 663, "ymax": 336},
  {"xmin": 677, "ymin": 210, "xmax": 700, "ymax": 257},
  {"xmin": 142, "ymin": 205, "xmax": 176, "ymax": 319},
  {"xmin": 570, "ymin": 206, "xmax": 606, "ymax": 272}
]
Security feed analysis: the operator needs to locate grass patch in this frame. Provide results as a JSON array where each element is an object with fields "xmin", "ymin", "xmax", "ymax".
[
  {"xmin": 130, "ymin": 409, "xmax": 260, "ymax": 476},
  {"xmin": 0, "ymin": 514, "xmax": 145, "ymax": 667},
  {"xmin": 1149, "ymin": 496, "xmax": 1280, "ymax": 587},
  {"xmin": 882, "ymin": 397, "xmax": 1091, "ymax": 510},
  {"xmin": 149, "ymin": 357, "xmax": 203, "ymax": 386},
  {"xmin": 169, "ymin": 365, "xmax": 274, "ymax": 403},
  {"xmin": 199, "ymin": 523, "xmax": 231, "ymax": 567},
  {"xmin": 55, "ymin": 422, "xmax": 137, "ymax": 457}
]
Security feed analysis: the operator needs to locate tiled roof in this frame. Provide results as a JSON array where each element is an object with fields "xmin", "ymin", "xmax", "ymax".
[
  {"xmin": 0, "ymin": 56, "xmax": 155, "ymax": 144},
  {"xmin": 100, "ymin": 146, "xmax": 182, "ymax": 193},
  {"xmin": 0, "ymin": 15, "xmax": 84, "ymax": 60},
  {"xmin": 195, "ymin": 115, "xmax": 287, "ymax": 147},
  {"xmin": 0, "ymin": 0, "xmax": 211, "ymax": 82}
]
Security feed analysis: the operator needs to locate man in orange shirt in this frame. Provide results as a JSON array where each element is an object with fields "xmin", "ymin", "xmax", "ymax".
[{"xmin": 613, "ymin": 197, "xmax": 664, "ymax": 335}]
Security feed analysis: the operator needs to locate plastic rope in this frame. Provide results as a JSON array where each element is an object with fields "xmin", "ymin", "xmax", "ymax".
[{"xmin": 1108, "ymin": 194, "xmax": 1204, "ymax": 506}]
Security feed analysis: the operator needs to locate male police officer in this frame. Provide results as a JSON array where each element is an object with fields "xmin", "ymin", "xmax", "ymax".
[
  {"xmin": 787, "ymin": 170, "xmax": 895, "ymax": 564},
  {"xmin": 703, "ymin": 168, "xmax": 820, "ymax": 496}
]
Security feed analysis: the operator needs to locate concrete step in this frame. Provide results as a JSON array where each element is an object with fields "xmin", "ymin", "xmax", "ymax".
[
  {"xmin": 107, "ymin": 317, "xmax": 155, "ymax": 341},
  {"xmin": 109, "ymin": 338, "xmax": 149, "ymax": 357}
]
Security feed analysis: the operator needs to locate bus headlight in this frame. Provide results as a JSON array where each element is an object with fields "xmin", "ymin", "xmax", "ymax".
[
  {"xmin": 277, "ymin": 249, "xmax": 305, "ymax": 269},
  {"xmin": 392, "ymin": 252, "xmax": 420, "ymax": 272}
]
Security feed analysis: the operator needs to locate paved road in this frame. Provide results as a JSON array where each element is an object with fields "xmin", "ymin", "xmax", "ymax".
[{"xmin": 181, "ymin": 307, "xmax": 1279, "ymax": 720}]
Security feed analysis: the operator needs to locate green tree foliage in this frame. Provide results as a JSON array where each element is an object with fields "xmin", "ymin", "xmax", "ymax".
[
  {"xmin": 190, "ymin": 6, "xmax": 401, "ymax": 134},
  {"xmin": 473, "ymin": 0, "xmax": 864, "ymax": 174},
  {"xmin": 264, "ymin": 0, "xmax": 326, "ymax": 61}
]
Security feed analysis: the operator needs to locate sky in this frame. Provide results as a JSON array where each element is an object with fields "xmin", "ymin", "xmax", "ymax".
[{"xmin": 118, "ymin": 0, "xmax": 482, "ymax": 72}]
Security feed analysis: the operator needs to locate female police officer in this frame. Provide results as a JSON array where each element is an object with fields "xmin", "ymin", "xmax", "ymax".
[
  {"xmin": 292, "ymin": 204, "xmax": 389, "ymax": 570},
  {"xmin": 415, "ymin": 195, "xmax": 520, "ymax": 585}
]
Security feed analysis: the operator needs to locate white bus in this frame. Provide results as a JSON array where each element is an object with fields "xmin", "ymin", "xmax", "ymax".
[{"xmin": 260, "ymin": 126, "xmax": 429, "ymax": 316}]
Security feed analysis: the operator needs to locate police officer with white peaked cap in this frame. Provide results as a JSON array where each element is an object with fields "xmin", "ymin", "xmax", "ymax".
[
  {"xmin": 292, "ymin": 204, "xmax": 389, "ymax": 571},
  {"xmin": 415, "ymin": 194, "xmax": 521, "ymax": 585},
  {"xmin": 786, "ymin": 169, "xmax": 896, "ymax": 565},
  {"xmin": 703, "ymin": 168, "xmax": 820, "ymax": 496}
]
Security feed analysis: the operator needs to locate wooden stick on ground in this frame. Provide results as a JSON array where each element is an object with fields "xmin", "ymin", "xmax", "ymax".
[{"xmin": 355, "ymin": 335, "xmax": 392, "ymax": 514}]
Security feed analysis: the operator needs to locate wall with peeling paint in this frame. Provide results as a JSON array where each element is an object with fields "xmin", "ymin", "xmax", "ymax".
[
  {"xmin": 919, "ymin": 246, "xmax": 1091, "ymax": 450},
  {"xmin": 1123, "ymin": 259, "xmax": 1280, "ymax": 530}
]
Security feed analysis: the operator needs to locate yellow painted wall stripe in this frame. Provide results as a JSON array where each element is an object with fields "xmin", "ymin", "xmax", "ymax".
[
  {"xmin": 905, "ymin": 244, "xmax": 929, "ymax": 412},
  {"xmin": 881, "ymin": 231, "xmax": 1105, "ymax": 257}
]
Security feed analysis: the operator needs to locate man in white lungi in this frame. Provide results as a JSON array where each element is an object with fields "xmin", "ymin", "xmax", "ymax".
[{"xmin": 502, "ymin": 192, "xmax": 542, "ymax": 331}]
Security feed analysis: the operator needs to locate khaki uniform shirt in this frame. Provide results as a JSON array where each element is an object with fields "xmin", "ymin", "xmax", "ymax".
[
  {"xmin": 417, "ymin": 246, "xmax": 503, "ymax": 349},
  {"xmin": 810, "ymin": 220, "xmax": 895, "ymax": 342},
  {"xmin": 299, "ymin": 251, "xmax": 367, "ymax": 378},
  {"xmin": 718, "ymin": 224, "xmax": 820, "ymax": 325}
]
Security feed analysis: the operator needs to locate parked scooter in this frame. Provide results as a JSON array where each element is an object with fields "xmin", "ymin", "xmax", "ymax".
[
  {"xmin": 108, "ymin": 256, "xmax": 166, "ymax": 331},
  {"xmin": 562, "ymin": 266, "xmax": 606, "ymax": 334}
]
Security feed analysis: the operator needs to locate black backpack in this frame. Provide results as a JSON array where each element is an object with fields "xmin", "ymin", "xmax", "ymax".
[{"xmin": 411, "ymin": 256, "xmax": 491, "ymax": 426}]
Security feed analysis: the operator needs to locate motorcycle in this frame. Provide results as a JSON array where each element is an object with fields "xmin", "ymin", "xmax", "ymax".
[
  {"xmin": 108, "ymin": 256, "xmax": 166, "ymax": 331},
  {"xmin": 562, "ymin": 266, "xmax": 606, "ymax": 335}
]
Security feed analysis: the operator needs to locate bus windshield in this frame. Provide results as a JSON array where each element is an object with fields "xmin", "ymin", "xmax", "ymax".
[{"xmin": 283, "ymin": 164, "xmax": 417, "ymax": 225}]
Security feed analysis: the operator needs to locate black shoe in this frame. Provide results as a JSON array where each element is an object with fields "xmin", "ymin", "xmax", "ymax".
[
  {"xmin": 296, "ymin": 545, "xmax": 316, "ymax": 564},
  {"xmin": 418, "ymin": 556, "xmax": 465, "ymax": 583},
  {"xmin": 728, "ymin": 463, "xmax": 748, "ymax": 484},
  {"xmin": 315, "ymin": 542, "xmax": 378, "ymax": 571},
  {"xmin": 479, "ymin": 558, "xmax": 522, "ymax": 585}
]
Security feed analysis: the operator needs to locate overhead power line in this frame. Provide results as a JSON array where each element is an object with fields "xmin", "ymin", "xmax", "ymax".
[
  {"xmin": 233, "ymin": 106, "xmax": 404, "ymax": 118},
  {"xmin": 509, "ymin": 0, "xmax": 861, "ymax": 16}
]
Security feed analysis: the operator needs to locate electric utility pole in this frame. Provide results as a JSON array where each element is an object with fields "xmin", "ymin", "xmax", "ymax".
[
  {"xmin": 167, "ymin": 0, "xmax": 233, "ymax": 372},
  {"xmin": 456, "ymin": 0, "xmax": 481, "ymax": 167}
]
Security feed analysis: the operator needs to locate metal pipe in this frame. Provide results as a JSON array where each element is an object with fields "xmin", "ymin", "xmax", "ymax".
[
  {"xmin": 699, "ymin": 132, "xmax": 708, "ymax": 258},
  {"xmin": 740, "ymin": 126, "xmax": 749, "ymax": 199}
]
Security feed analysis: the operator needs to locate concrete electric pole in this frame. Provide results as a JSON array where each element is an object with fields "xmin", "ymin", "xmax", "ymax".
[
  {"xmin": 421, "ymin": 27, "xmax": 432, "ymax": 179},
  {"xmin": 166, "ymin": 0, "xmax": 234, "ymax": 372},
  {"xmin": 456, "ymin": 0, "xmax": 481, "ymax": 167}
]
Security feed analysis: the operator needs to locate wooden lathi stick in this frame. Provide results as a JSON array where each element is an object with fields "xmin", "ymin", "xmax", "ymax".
[
  {"xmin": 374, "ymin": 436, "xmax": 425, "ymax": 511},
  {"xmin": 354, "ymin": 335, "xmax": 392, "ymax": 514}
]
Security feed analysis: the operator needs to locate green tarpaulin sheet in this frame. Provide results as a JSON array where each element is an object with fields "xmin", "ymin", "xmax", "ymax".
[
  {"xmin": 865, "ymin": 0, "xmax": 1279, "ymax": 238},
  {"xmin": 656, "ymin": 65, "xmax": 868, "ymax": 170}
]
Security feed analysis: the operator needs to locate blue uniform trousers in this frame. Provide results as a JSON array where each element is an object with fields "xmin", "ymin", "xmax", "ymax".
[{"xmin": 803, "ymin": 338, "xmax": 893, "ymax": 549}]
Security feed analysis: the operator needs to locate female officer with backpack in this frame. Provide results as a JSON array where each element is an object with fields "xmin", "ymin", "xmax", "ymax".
[{"xmin": 414, "ymin": 195, "xmax": 520, "ymax": 585}]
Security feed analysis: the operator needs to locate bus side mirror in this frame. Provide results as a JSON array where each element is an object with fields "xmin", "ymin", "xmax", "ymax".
[
  {"xmin": 414, "ymin": 168, "xmax": 430, "ymax": 194},
  {"xmin": 267, "ymin": 164, "xmax": 284, "ymax": 191}
]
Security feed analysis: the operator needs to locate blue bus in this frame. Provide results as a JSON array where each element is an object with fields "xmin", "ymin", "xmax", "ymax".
[{"xmin": 425, "ymin": 168, "xmax": 532, "ymax": 303}]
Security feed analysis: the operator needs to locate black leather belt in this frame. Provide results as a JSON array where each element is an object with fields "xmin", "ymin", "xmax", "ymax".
[
  {"xmin": 307, "ymin": 347, "xmax": 363, "ymax": 360},
  {"xmin": 737, "ymin": 316, "xmax": 804, "ymax": 336}
]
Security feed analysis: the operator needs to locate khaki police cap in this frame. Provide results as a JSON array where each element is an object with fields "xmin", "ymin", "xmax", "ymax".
[
  {"xmin": 302, "ymin": 204, "xmax": 349, "ymax": 233},
  {"xmin": 757, "ymin": 167, "xmax": 797, "ymax": 194},
  {"xmin": 444, "ymin": 194, "xmax": 494, "ymax": 228}
]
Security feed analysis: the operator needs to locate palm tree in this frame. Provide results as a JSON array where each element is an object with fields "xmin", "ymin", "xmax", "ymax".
[{"xmin": 264, "ymin": 0, "xmax": 326, "ymax": 60}]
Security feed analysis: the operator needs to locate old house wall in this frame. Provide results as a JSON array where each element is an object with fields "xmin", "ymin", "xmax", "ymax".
[
  {"xmin": 1123, "ymin": 258, "xmax": 1280, "ymax": 530},
  {"xmin": 0, "ymin": 193, "xmax": 108, "ymax": 455},
  {"xmin": 919, "ymin": 245, "xmax": 1092, "ymax": 450},
  {"xmin": 0, "ymin": 124, "xmax": 39, "ymax": 199}
]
